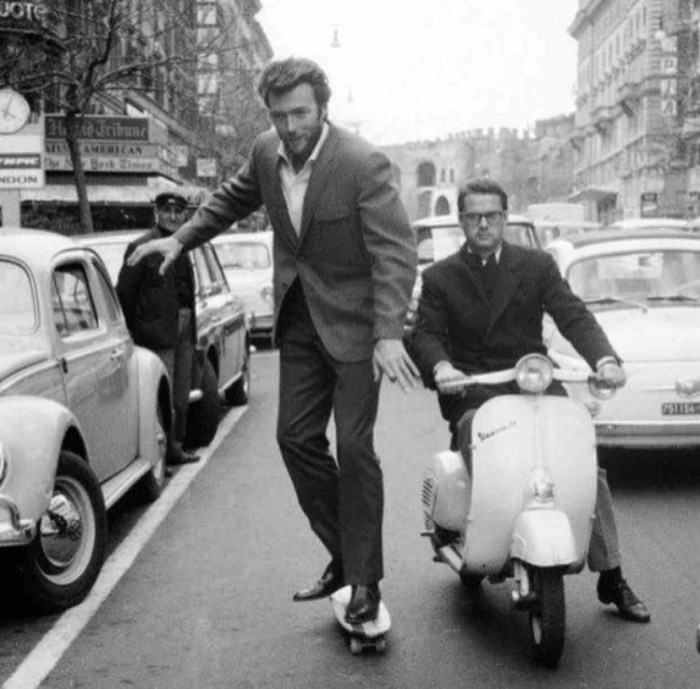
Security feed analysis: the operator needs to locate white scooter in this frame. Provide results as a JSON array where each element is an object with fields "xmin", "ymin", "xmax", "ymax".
[{"xmin": 421, "ymin": 353, "xmax": 617, "ymax": 667}]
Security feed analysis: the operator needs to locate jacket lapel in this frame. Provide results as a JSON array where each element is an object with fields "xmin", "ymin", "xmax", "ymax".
[
  {"xmin": 487, "ymin": 242, "xmax": 525, "ymax": 332},
  {"xmin": 298, "ymin": 124, "xmax": 339, "ymax": 243},
  {"xmin": 262, "ymin": 139, "xmax": 299, "ymax": 250}
]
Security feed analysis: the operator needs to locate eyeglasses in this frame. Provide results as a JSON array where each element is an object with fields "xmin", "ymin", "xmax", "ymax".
[{"xmin": 461, "ymin": 211, "xmax": 504, "ymax": 227}]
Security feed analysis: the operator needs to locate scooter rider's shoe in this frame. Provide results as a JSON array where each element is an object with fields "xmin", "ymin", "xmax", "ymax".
[
  {"xmin": 293, "ymin": 560, "xmax": 344, "ymax": 602},
  {"xmin": 345, "ymin": 584, "xmax": 381, "ymax": 624},
  {"xmin": 597, "ymin": 574, "xmax": 651, "ymax": 623}
]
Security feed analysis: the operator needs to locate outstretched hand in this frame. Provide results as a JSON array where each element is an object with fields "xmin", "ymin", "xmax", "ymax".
[
  {"xmin": 127, "ymin": 236, "xmax": 183, "ymax": 276},
  {"xmin": 373, "ymin": 338, "xmax": 420, "ymax": 392}
]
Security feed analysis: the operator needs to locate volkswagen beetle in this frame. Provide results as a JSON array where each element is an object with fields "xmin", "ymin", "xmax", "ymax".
[{"xmin": 0, "ymin": 228, "xmax": 171, "ymax": 612}]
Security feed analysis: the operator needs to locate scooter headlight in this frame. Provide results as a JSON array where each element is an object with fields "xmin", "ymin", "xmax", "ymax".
[{"xmin": 515, "ymin": 354, "xmax": 553, "ymax": 394}]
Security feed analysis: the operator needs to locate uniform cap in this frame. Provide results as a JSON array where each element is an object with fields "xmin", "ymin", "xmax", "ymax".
[{"xmin": 154, "ymin": 191, "xmax": 188, "ymax": 210}]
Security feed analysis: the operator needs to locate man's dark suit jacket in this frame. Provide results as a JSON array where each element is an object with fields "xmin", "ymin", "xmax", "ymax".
[
  {"xmin": 407, "ymin": 241, "xmax": 620, "ymax": 426},
  {"xmin": 175, "ymin": 123, "xmax": 416, "ymax": 363}
]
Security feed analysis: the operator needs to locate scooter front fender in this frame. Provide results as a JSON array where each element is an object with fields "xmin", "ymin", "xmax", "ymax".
[{"xmin": 511, "ymin": 509, "xmax": 585, "ymax": 570}]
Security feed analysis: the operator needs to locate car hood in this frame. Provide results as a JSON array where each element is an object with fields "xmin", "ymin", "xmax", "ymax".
[
  {"xmin": 0, "ymin": 340, "xmax": 50, "ymax": 381},
  {"xmin": 549, "ymin": 305, "xmax": 700, "ymax": 362},
  {"xmin": 222, "ymin": 269, "xmax": 270, "ymax": 289}
]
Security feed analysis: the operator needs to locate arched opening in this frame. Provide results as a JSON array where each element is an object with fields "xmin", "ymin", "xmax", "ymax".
[
  {"xmin": 434, "ymin": 195, "xmax": 450, "ymax": 216},
  {"xmin": 416, "ymin": 161, "xmax": 436, "ymax": 187}
]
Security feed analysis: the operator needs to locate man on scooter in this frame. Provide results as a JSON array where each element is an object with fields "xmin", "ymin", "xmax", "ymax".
[{"xmin": 406, "ymin": 178, "xmax": 650, "ymax": 624}]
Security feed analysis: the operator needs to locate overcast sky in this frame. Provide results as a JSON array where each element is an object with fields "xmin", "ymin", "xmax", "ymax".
[{"xmin": 257, "ymin": 0, "xmax": 580, "ymax": 145}]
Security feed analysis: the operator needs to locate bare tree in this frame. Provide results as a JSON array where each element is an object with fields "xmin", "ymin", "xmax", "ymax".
[{"xmin": 2, "ymin": 0, "xmax": 266, "ymax": 233}]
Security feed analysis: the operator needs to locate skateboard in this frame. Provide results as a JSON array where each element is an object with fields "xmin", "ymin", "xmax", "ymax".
[{"xmin": 330, "ymin": 585, "xmax": 391, "ymax": 654}]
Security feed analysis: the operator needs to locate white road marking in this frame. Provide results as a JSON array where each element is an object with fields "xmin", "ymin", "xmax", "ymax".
[{"xmin": 2, "ymin": 406, "xmax": 248, "ymax": 689}]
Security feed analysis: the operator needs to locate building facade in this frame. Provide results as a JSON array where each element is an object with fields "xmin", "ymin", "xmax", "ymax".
[
  {"xmin": 381, "ymin": 122, "xmax": 575, "ymax": 222},
  {"xmin": 569, "ymin": 0, "xmax": 700, "ymax": 222},
  {"xmin": 0, "ymin": 0, "xmax": 272, "ymax": 231}
]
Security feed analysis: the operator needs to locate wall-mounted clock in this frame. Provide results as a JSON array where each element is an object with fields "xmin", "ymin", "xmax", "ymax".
[{"xmin": 0, "ymin": 88, "xmax": 31, "ymax": 134}]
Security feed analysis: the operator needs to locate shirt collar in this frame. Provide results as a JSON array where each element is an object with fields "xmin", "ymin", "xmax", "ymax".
[
  {"xmin": 467, "ymin": 242, "xmax": 503, "ymax": 263},
  {"xmin": 277, "ymin": 122, "xmax": 330, "ymax": 169}
]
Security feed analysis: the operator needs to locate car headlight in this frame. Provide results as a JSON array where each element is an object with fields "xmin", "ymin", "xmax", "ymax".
[
  {"xmin": 515, "ymin": 354, "xmax": 553, "ymax": 394},
  {"xmin": 260, "ymin": 285, "xmax": 273, "ymax": 304},
  {"xmin": 0, "ymin": 441, "xmax": 9, "ymax": 485}
]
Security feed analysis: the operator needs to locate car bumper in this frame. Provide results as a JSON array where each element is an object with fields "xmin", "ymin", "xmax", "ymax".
[
  {"xmin": 595, "ymin": 419, "xmax": 700, "ymax": 448},
  {"xmin": 0, "ymin": 496, "xmax": 37, "ymax": 546}
]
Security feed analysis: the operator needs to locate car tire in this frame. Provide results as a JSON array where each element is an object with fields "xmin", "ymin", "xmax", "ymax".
[
  {"xmin": 136, "ymin": 398, "xmax": 168, "ymax": 503},
  {"xmin": 185, "ymin": 357, "xmax": 219, "ymax": 448},
  {"xmin": 14, "ymin": 450, "xmax": 107, "ymax": 613},
  {"xmin": 225, "ymin": 347, "xmax": 250, "ymax": 406}
]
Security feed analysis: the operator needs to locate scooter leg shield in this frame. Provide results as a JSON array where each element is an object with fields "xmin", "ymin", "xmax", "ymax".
[{"xmin": 511, "ymin": 510, "xmax": 584, "ymax": 569}]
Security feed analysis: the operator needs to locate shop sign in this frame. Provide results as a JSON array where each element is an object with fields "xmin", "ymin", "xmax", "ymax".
[
  {"xmin": 0, "ymin": 1, "xmax": 48, "ymax": 24},
  {"xmin": 45, "ymin": 116, "xmax": 150, "ymax": 142},
  {"xmin": 44, "ymin": 153, "xmax": 172, "ymax": 175},
  {"xmin": 0, "ymin": 169, "xmax": 44, "ymax": 188},
  {"xmin": 45, "ymin": 141, "xmax": 159, "ymax": 157}
]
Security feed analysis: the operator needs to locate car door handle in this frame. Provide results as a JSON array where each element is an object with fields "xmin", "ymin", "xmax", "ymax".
[{"xmin": 110, "ymin": 348, "xmax": 125, "ymax": 361}]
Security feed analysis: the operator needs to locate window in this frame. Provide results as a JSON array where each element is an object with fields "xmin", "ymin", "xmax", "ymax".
[
  {"xmin": 0, "ymin": 260, "xmax": 37, "ymax": 334},
  {"xmin": 92, "ymin": 260, "xmax": 121, "ymax": 323},
  {"xmin": 52, "ymin": 264, "xmax": 98, "ymax": 337}
]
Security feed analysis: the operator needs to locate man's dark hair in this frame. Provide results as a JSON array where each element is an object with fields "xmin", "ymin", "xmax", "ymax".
[
  {"xmin": 257, "ymin": 57, "xmax": 331, "ymax": 109},
  {"xmin": 457, "ymin": 179, "xmax": 509, "ymax": 214}
]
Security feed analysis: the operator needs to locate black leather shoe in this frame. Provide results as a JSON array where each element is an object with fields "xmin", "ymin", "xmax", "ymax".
[
  {"xmin": 345, "ymin": 584, "xmax": 381, "ymax": 625},
  {"xmin": 293, "ymin": 561, "xmax": 344, "ymax": 602},
  {"xmin": 597, "ymin": 576, "xmax": 651, "ymax": 623}
]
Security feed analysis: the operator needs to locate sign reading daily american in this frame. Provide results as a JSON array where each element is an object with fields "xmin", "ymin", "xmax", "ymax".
[{"xmin": 45, "ymin": 116, "xmax": 150, "ymax": 142}]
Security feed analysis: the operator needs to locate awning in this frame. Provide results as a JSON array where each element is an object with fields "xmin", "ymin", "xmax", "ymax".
[
  {"xmin": 568, "ymin": 185, "xmax": 618, "ymax": 202},
  {"xmin": 19, "ymin": 182, "xmax": 211, "ymax": 206}
]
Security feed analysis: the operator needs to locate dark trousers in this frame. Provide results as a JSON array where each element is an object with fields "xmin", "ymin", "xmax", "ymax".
[
  {"xmin": 276, "ymin": 282, "xmax": 383, "ymax": 585},
  {"xmin": 155, "ymin": 308, "xmax": 195, "ymax": 449}
]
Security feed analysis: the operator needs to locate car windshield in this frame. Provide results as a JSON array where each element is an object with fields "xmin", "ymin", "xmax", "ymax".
[
  {"xmin": 0, "ymin": 260, "xmax": 37, "ymax": 334},
  {"xmin": 216, "ymin": 241, "xmax": 271, "ymax": 270},
  {"xmin": 567, "ymin": 249, "xmax": 700, "ymax": 302}
]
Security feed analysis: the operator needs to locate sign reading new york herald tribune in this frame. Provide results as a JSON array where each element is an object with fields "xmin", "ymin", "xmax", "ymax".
[{"xmin": 45, "ymin": 116, "xmax": 150, "ymax": 142}]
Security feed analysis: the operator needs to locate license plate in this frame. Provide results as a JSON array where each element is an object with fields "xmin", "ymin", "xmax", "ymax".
[{"xmin": 661, "ymin": 402, "xmax": 700, "ymax": 416}]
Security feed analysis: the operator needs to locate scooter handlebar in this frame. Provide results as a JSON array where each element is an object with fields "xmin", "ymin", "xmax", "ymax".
[{"xmin": 437, "ymin": 364, "xmax": 615, "ymax": 395}]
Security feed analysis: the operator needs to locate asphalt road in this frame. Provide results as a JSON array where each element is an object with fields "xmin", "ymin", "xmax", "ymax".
[{"xmin": 1, "ymin": 349, "xmax": 699, "ymax": 688}]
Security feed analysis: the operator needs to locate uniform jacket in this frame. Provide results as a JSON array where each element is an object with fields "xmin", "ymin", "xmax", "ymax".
[
  {"xmin": 406, "ymin": 241, "xmax": 620, "ymax": 420},
  {"xmin": 175, "ymin": 123, "xmax": 417, "ymax": 362},
  {"xmin": 116, "ymin": 228, "xmax": 196, "ymax": 350}
]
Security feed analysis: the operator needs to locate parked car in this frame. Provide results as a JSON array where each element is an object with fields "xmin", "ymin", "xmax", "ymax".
[
  {"xmin": 0, "ymin": 228, "xmax": 171, "ymax": 612},
  {"xmin": 533, "ymin": 220, "xmax": 602, "ymax": 247},
  {"xmin": 406, "ymin": 213, "xmax": 540, "ymax": 329},
  {"xmin": 545, "ymin": 228, "xmax": 700, "ymax": 448},
  {"xmin": 75, "ymin": 230, "xmax": 250, "ymax": 447},
  {"xmin": 212, "ymin": 230, "xmax": 274, "ymax": 344},
  {"xmin": 609, "ymin": 218, "xmax": 689, "ymax": 232}
]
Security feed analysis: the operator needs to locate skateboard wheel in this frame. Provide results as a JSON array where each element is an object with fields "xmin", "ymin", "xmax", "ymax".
[
  {"xmin": 375, "ymin": 638, "xmax": 387, "ymax": 653},
  {"xmin": 349, "ymin": 637, "xmax": 363, "ymax": 655}
]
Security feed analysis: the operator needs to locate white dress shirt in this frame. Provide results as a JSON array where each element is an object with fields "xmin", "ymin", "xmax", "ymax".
[{"xmin": 277, "ymin": 122, "xmax": 330, "ymax": 234}]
